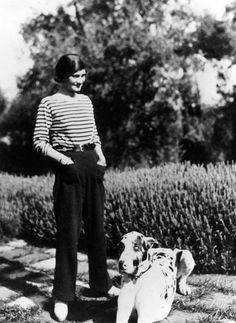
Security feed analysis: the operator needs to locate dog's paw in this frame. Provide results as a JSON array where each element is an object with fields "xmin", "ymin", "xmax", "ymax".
[{"xmin": 177, "ymin": 283, "xmax": 191, "ymax": 296}]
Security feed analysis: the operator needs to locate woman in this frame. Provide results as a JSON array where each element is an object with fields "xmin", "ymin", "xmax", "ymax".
[{"xmin": 33, "ymin": 54, "xmax": 119, "ymax": 321}]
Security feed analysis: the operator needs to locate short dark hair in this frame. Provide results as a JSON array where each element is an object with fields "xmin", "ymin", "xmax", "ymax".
[{"xmin": 55, "ymin": 54, "xmax": 85, "ymax": 83}]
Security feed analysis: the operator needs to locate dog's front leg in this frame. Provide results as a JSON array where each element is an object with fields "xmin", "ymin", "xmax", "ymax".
[
  {"xmin": 175, "ymin": 249, "xmax": 195, "ymax": 295},
  {"xmin": 116, "ymin": 279, "xmax": 136, "ymax": 323}
]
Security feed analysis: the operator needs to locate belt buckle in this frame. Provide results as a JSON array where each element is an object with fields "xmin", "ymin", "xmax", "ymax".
[
  {"xmin": 80, "ymin": 144, "xmax": 84, "ymax": 152},
  {"xmin": 74, "ymin": 144, "xmax": 84, "ymax": 152}
]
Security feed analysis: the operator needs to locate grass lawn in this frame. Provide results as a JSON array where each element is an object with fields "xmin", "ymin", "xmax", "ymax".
[
  {"xmin": 0, "ymin": 272, "xmax": 235, "ymax": 322},
  {"xmin": 172, "ymin": 274, "xmax": 236, "ymax": 323},
  {"xmin": 0, "ymin": 241, "xmax": 235, "ymax": 322}
]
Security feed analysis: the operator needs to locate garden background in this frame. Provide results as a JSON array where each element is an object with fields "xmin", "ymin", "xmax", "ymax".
[{"xmin": 1, "ymin": 1, "xmax": 236, "ymax": 322}]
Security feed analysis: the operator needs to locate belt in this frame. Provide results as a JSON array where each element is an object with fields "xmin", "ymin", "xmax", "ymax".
[{"xmin": 55, "ymin": 143, "xmax": 96, "ymax": 152}]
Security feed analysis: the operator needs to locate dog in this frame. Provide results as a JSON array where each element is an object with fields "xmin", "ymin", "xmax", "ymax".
[{"xmin": 116, "ymin": 231, "xmax": 195, "ymax": 323}]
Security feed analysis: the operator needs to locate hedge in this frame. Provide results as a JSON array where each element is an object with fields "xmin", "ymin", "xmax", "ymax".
[{"xmin": 0, "ymin": 162, "xmax": 236, "ymax": 274}]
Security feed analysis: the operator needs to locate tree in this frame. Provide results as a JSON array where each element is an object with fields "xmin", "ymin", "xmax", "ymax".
[
  {"xmin": 74, "ymin": 0, "xmax": 203, "ymax": 166},
  {"xmin": 194, "ymin": 15, "xmax": 233, "ymax": 60},
  {"xmin": 1, "ymin": 0, "xmax": 236, "ymax": 174},
  {"xmin": 0, "ymin": 89, "xmax": 7, "ymax": 117}
]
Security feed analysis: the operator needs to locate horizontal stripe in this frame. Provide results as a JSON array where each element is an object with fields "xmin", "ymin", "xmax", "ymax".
[{"xmin": 33, "ymin": 93, "xmax": 101, "ymax": 154}]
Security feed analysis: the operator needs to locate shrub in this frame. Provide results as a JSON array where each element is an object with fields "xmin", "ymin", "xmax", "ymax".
[
  {"xmin": 0, "ymin": 173, "xmax": 55, "ymax": 245},
  {"xmin": 0, "ymin": 162, "xmax": 236, "ymax": 273},
  {"xmin": 104, "ymin": 163, "xmax": 236, "ymax": 273}
]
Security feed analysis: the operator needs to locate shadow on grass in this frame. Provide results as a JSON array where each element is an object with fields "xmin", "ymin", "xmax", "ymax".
[
  {"xmin": 0, "ymin": 257, "xmax": 136, "ymax": 322},
  {"xmin": 0, "ymin": 256, "xmax": 51, "ymax": 299},
  {"xmin": 45, "ymin": 293, "xmax": 137, "ymax": 323}
]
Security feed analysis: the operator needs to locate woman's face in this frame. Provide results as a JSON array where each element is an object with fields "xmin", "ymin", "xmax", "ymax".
[{"xmin": 62, "ymin": 69, "xmax": 86, "ymax": 94}]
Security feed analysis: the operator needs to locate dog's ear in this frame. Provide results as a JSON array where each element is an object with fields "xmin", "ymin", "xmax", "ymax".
[
  {"xmin": 143, "ymin": 237, "xmax": 159, "ymax": 250},
  {"xmin": 142, "ymin": 249, "xmax": 152, "ymax": 261},
  {"xmin": 174, "ymin": 249, "xmax": 183, "ymax": 267}
]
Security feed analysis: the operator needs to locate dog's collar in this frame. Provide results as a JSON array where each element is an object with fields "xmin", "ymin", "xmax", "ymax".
[
  {"xmin": 132, "ymin": 260, "xmax": 152, "ymax": 280},
  {"xmin": 131, "ymin": 248, "xmax": 162, "ymax": 279}
]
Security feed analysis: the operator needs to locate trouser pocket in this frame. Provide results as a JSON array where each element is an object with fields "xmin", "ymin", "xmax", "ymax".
[
  {"xmin": 60, "ymin": 163, "xmax": 79, "ymax": 183},
  {"xmin": 96, "ymin": 164, "xmax": 106, "ymax": 183}
]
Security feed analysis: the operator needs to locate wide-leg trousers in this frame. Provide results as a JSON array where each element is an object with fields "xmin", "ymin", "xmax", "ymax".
[{"xmin": 52, "ymin": 150, "xmax": 112, "ymax": 301}]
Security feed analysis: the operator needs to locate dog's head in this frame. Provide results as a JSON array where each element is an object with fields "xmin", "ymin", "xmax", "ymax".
[{"xmin": 118, "ymin": 231, "xmax": 159, "ymax": 275}]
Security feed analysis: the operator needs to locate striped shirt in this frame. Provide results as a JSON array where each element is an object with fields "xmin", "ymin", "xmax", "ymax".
[{"xmin": 33, "ymin": 92, "xmax": 101, "ymax": 155}]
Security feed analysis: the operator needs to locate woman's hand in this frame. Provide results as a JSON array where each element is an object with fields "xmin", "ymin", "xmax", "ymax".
[
  {"xmin": 60, "ymin": 156, "xmax": 74, "ymax": 165},
  {"xmin": 41, "ymin": 145, "xmax": 74, "ymax": 165},
  {"xmin": 95, "ymin": 144, "xmax": 107, "ymax": 167},
  {"xmin": 97, "ymin": 158, "xmax": 107, "ymax": 167}
]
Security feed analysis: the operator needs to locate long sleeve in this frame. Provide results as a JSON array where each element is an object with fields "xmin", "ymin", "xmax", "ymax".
[
  {"xmin": 91, "ymin": 122, "xmax": 101, "ymax": 146},
  {"xmin": 33, "ymin": 93, "xmax": 102, "ymax": 152},
  {"xmin": 33, "ymin": 100, "xmax": 53, "ymax": 155}
]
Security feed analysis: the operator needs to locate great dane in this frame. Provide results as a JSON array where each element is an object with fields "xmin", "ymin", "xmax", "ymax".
[{"xmin": 116, "ymin": 231, "xmax": 195, "ymax": 323}]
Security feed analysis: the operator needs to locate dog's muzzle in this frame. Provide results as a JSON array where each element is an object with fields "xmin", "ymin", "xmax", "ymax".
[
  {"xmin": 118, "ymin": 260, "xmax": 126, "ymax": 272},
  {"xmin": 119, "ymin": 258, "xmax": 140, "ymax": 274}
]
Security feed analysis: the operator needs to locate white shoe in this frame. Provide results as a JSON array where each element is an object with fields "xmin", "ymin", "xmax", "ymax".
[
  {"xmin": 54, "ymin": 300, "xmax": 68, "ymax": 322},
  {"xmin": 107, "ymin": 285, "xmax": 120, "ymax": 297}
]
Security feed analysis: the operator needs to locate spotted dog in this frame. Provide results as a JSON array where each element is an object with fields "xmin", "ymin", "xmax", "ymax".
[{"xmin": 116, "ymin": 231, "xmax": 195, "ymax": 323}]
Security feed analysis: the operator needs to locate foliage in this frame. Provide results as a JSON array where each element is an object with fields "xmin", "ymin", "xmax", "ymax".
[
  {"xmin": 0, "ymin": 89, "xmax": 7, "ymax": 117},
  {"xmin": 0, "ymin": 305, "xmax": 41, "ymax": 323},
  {"xmin": 0, "ymin": 163, "xmax": 236, "ymax": 274},
  {"xmin": 195, "ymin": 15, "xmax": 234, "ymax": 60},
  {"xmin": 0, "ymin": 1, "xmax": 235, "ymax": 173},
  {"xmin": 80, "ymin": 0, "xmax": 203, "ymax": 166},
  {"xmin": 0, "ymin": 93, "xmax": 55, "ymax": 175},
  {"xmin": 104, "ymin": 163, "xmax": 236, "ymax": 274},
  {"xmin": 0, "ymin": 173, "xmax": 55, "ymax": 244}
]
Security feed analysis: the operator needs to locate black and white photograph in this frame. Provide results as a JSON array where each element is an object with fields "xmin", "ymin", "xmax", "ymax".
[{"xmin": 0, "ymin": 0, "xmax": 235, "ymax": 322}]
